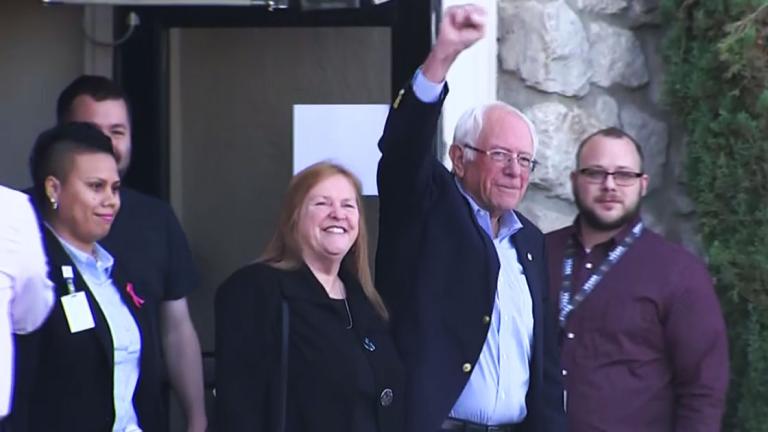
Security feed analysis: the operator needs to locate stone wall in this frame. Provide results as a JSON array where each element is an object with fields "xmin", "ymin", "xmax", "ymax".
[{"xmin": 497, "ymin": 0, "xmax": 701, "ymax": 252}]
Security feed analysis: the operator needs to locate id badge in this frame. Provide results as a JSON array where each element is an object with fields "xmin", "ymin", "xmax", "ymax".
[{"xmin": 61, "ymin": 292, "xmax": 95, "ymax": 333}]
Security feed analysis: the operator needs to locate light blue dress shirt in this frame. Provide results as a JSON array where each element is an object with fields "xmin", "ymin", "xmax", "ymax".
[
  {"xmin": 53, "ymin": 231, "xmax": 143, "ymax": 432},
  {"xmin": 412, "ymin": 69, "xmax": 445, "ymax": 102},
  {"xmin": 412, "ymin": 73, "xmax": 534, "ymax": 425}
]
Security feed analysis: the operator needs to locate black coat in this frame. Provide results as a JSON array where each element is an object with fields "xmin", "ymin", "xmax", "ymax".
[
  {"xmin": 375, "ymin": 84, "xmax": 566, "ymax": 432},
  {"xmin": 215, "ymin": 262, "xmax": 404, "ymax": 432},
  {"xmin": 10, "ymin": 228, "xmax": 164, "ymax": 432}
]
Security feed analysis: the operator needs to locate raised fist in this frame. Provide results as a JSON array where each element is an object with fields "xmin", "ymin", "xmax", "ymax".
[
  {"xmin": 437, "ymin": 4, "xmax": 486, "ymax": 55},
  {"xmin": 422, "ymin": 4, "xmax": 486, "ymax": 83}
]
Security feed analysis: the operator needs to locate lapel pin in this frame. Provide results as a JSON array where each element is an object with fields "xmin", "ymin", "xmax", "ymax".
[
  {"xmin": 125, "ymin": 282, "xmax": 145, "ymax": 309},
  {"xmin": 363, "ymin": 337, "xmax": 376, "ymax": 352},
  {"xmin": 61, "ymin": 265, "xmax": 74, "ymax": 279},
  {"xmin": 392, "ymin": 89, "xmax": 404, "ymax": 109},
  {"xmin": 527, "ymin": 252, "xmax": 533, "ymax": 262}
]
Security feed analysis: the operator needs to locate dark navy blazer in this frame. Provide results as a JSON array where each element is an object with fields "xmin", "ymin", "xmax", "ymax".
[
  {"xmin": 10, "ymin": 228, "xmax": 164, "ymax": 432},
  {"xmin": 375, "ymin": 84, "xmax": 566, "ymax": 432}
]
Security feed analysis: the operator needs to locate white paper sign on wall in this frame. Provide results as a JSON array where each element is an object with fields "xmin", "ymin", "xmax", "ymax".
[{"xmin": 293, "ymin": 104, "xmax": 389, "ymax": 196}]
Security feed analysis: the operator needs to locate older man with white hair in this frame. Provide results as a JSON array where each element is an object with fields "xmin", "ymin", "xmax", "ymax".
[{"xmin": 375, "ymin": 4, "xmax": 565, "ymax": 432}]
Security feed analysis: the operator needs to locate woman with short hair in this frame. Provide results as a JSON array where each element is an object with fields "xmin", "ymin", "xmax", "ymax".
[{"xmin": 11, "ymin": 122, "xmax": 164, "ymax": 432}]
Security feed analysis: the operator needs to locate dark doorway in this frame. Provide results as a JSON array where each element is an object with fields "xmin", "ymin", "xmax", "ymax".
[
  {"xmin": 115, "ymin": 0, "xmax": 435, "ymax": 199},
  {"xmin": 113, "ymin": 2, "xmax": 436, "ymax": 430}
]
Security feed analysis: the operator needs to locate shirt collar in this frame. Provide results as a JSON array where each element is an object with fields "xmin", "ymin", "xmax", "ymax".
[
  {"xmin": 46, "ymin": 225, "xmax": 114, "ymax": 277},
  {"xmin": 453, "ymin": 176, "xmax": 522, "ymax": 240},
  {"xmin": 572, "ymin": 214, "xmax": 643, "ymax": 251}
]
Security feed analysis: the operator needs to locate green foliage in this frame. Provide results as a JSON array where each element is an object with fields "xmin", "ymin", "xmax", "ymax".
[{"xmin": 662, "ymin": 0, "xmax": 768, "ymax": 429}]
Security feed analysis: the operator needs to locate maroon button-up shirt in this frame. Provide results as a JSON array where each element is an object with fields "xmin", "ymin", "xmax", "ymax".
[{"xmin": 546, "ymin": 219, "xmax": 729, "ymax": 432}]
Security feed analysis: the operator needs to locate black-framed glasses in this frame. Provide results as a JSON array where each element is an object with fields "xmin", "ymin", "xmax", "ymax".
[
  {"xmin": 462, "ymin": 144, "xmax": 538, "ymax": 172},
  {"xmin": 578, "ymin": 168, "xmax": 643, "ymax": 186}
]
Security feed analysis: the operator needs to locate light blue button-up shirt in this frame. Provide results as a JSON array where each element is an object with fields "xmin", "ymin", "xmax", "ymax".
[
  {"xmin": 412, "ymin": 73, "xmax": 534, "ymax": 425},
  {"xmin": 53, "ymin": 231, "xmax": 143, "ymax": 432},
  {"xmin": 448, "ymin": 179, "xmax": 534, "ymax": 425}
]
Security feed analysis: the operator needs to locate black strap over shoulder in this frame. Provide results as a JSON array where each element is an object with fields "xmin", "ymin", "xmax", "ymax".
[{"xmin": 277, "ymin": 299, "xmax": 289, "ymax": 432}]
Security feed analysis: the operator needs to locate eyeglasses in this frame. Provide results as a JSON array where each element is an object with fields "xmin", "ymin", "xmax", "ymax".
[
  {"xmin": 578, "ymin": 168, "xmax": 643, "ymax": 186},
  {"xmin": 462, "ymin": 144, "xmax": 538, "ymax": 172}
]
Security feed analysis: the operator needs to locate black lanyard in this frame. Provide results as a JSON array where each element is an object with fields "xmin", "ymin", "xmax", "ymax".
[{"xmin": 558, "ymin": 221, "xmax": 644, "ymax": 327}]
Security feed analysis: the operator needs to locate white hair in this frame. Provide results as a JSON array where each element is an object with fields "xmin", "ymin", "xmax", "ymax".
[{"xmin": 453, "ymin": 102, "xmax": 539, "ymax": 163}]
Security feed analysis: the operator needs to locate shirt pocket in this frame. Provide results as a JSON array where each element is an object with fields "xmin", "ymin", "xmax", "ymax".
[{"xmin": 596, "ymin": 293, "xmax": 665, "ymax": 358}]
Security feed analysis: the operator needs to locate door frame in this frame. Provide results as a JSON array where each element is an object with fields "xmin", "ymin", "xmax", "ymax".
[{"xmin": 114, "ymin": 0, "xmax": 437, "ymax": 198}]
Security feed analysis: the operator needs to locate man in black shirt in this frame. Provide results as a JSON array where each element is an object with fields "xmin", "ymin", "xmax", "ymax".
[{"xmin": 56, "ymin": 75, "xmax": 207, "ymax": 432}]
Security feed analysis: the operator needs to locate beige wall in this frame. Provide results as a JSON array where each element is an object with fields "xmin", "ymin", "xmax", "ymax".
[{"xmin": 0, "ymin": 1, "xmax": 85, "ymax": 188}]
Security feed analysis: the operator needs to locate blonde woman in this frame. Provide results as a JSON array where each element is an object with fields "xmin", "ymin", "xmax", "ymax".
[{"xmin": 216, "ymin": 162, "xmax": 403, "ymax": 432}]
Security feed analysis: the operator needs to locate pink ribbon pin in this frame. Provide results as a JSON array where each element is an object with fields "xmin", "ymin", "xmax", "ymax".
[{"xmin": 126, "ymin": 283, "xmax": 145, "ymax": 308}]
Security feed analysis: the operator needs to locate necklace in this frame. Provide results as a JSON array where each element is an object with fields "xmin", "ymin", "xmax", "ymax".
[
  {"xmin": 342, "ymin": 297, "xmax": 353, "ymax": 330},
  {"xmin": 324, "ymin": 276, "xmax": 353, "ymax": 329}
]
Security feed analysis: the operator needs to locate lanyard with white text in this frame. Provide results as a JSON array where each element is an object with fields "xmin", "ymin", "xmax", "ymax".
[{"xmin": 558, "ymin": 221, "xmax": 644, "ymax": 328}]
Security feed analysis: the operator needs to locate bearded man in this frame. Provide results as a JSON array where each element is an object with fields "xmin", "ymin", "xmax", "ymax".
[{"xmin": 545, "ymin": 127, "xmax": 729, "ymax": 432}]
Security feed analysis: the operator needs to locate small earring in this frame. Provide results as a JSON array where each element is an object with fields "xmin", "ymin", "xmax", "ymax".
[{"xmin": 50, "ymin": 198, "xmax": 58, "ymax": 211}]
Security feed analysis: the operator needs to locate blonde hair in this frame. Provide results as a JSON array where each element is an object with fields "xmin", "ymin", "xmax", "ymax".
[{"xmin": 260, "ymin": 161, "xmax": 388, "ymax": 320}]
